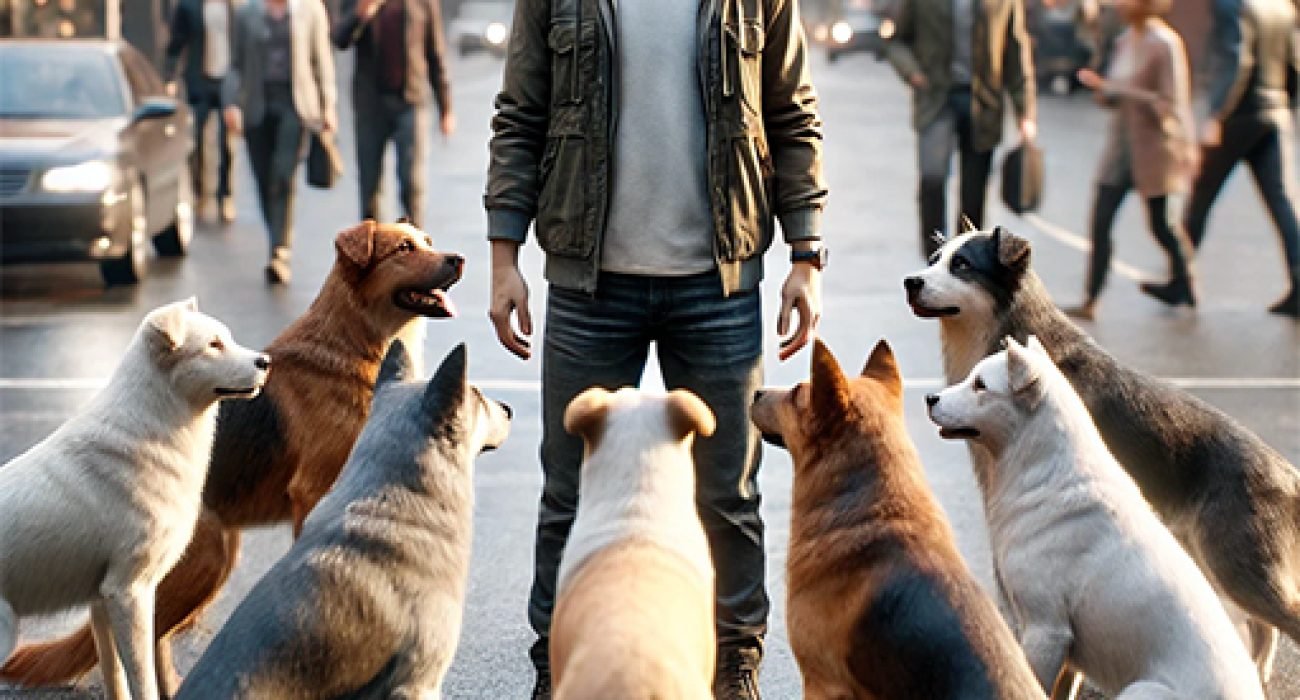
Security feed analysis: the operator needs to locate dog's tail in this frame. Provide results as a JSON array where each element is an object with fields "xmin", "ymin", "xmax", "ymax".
[{"xmin": 1, "ymin": 508, "xmax": 241, "ymax": 687}]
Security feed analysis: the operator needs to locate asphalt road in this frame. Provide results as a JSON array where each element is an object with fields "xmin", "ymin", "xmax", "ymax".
[{"xmin": 2, "ymin": 49, "xmax": 1298, "ymax": 699}]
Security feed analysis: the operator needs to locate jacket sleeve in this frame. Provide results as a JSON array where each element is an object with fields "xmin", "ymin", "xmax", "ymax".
[
  {"xmin": 763, "ymin": 0, "xmax": 827, "ymax": 242},
  {"xmin": 484, "ymin": 0, "xmax": 551, "ymax": 243},
  {"xmin": 312, "ymin": 0, "xmax": 338, "ymax": 123},
  {"xmin": 1287, "ymin": 14, "xmax": 1298, "ymax": 108},
  {"xmin": 426, "ymin": 0, "xmax": 453, "ymax": 116},
  {"xmin": 1154, "ymin": 33, "xmax": 1196, "ymax": 151},
  {"xmin": 221, "ymin": 6, "xmax": 244, "ymax": 107},
  {"xmin": 1206, "ymin": 0, "xmax": 1253, "ymax": 121},
  {"xmin": 1003, "ymin": 0, "xmax": 1036, "ymax": 124},
  {"xmin": 886, "ymin": 0, "xmax": 924, "ymax": 86},
  {"xmin": 163, "ymin": 1, "xmax": 191, "ymax": 83},
  {"xmin": 332, "ymin": 0, "xmax": 366, "ymax": 49}
]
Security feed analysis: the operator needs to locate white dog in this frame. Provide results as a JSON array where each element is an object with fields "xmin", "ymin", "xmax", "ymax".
[
  {"xmin": 926, "ymin": 336, "xmax": 1262, "ymax": 700},
  {"xmin": 550, "ymin": 388, "xmax": 717, "ymax": 700},
  {"xmin": 0, "ymin": 299, "xmax": 269, "ymax": 700}
]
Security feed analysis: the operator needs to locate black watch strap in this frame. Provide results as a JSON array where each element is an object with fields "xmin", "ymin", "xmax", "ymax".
[{"xmin": 791, "ymin": 246, "xmax": 829, "ymax": 270}]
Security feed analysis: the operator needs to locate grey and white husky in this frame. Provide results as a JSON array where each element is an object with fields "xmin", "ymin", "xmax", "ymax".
[
  {"xmin": 175, "ymin": 342, "xmax": 511, "ymax": 699},
  {"xmin": 904, "ymin": 227, "xmax": 1300, "ymax": 685}
]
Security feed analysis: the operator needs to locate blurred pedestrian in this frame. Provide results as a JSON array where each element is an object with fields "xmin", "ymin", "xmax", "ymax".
[
  {"xmin": 222, "ymin": 0, "xmax": 336, "ymax": 284},
  {"xmin": 1065, "ymin": 0, "xmax": 1198, "ymax": 320},
  {"xmin": 1183, "ymin": 0, "xmax": 1300, "ymax": 318},
  {"xmin": 886, "ymin": 0, "xmax": 1037, "ymax": 258},
  {"xmin": 333, "ymin": 0, "xmax": 455, "ymax": 230},
  {"xmin": 485, "ymin": 0, "xmax": 827, "ymax": 697},
  {"xmin": 165, "ymin": 0, "xmax": 237, "ymax": 224}
]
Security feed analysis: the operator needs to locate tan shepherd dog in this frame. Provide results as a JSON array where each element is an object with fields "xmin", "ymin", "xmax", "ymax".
[
  {"xmin": 551, "ymin": 388, "xmax": 717, "ymax": 700},
  {"xmin": 1, "ymin": 220, "xmax": 464, "ymax": 693},
  {"xmin": 750, "ymin": 339, "xmax": 1043, "ymax": 700}
]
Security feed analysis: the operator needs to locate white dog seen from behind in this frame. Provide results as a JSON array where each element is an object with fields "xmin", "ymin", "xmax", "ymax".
[
  {"xmin": 926, "ymin": 336, "xmax": 1262, "ymax": 700},
  {"xmin": 0, "ymin": 299, "xmax": 269, "ymax": 700}
]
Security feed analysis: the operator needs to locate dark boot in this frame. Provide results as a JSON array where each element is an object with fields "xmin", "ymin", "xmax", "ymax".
[
  {"xmin": 530, "ymin": 668, "xmax": 551, "ymax": 700},
  {"xmin": 1140, "ymin": 276, "xmax": 1196, "ymax": 308},
  {"xmin": 1269, "ymin": 287, "xmax": 1299, "ymax": 318},
  {"xmin": 713, "ymin": 646, "xmax": 762, "ymax": 700},
  {"xmin": 265, "ymin": 246, "xmax": 292, "ymax": 285}
]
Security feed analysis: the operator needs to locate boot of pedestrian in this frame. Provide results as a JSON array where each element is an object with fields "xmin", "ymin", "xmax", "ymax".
[
  {"xmin": 529, "ymin": 669, "xmax": 551, "ymax": 700},
  {"xmin": 266, "ymin": 247, "xmax": 292, "ymax": 285},
  {"xmin": 218, "ymin": 196, "xmax": 237, "ymax": 224},
  {"xmin": 1269, "ymin": 286, "xmax": 1299, "ymax": 318},
  {"xmin": 1062, "ymin": 298, "xmax": 1098, "ymax": 321},
  {"xmin": 1139, "ymin": 276, "xmax": 1196, "ymax": 308},
  {"xmin": 713, "ymin": 646, "xmax": 762, "ymax": 700}
]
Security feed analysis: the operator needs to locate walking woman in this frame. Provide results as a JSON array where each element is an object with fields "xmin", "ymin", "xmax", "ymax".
[
  {"xmin": 1065, "ymin": 0, "xmax": 1198, "ymax": 320},
  {"xmin": 222, "ymin": 0, "xmax": 336, "ymax": 284}
]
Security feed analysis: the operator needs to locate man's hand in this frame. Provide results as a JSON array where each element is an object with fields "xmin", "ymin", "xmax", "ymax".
[
  {"xmin": 222, "ymin": 105, "xmax": 242, "ymax": 135},
  {"xmin": 488, "ymin": 240, "xmax": 532, "ymax": 360},
  {"xmin": 321, "ymin": 112, "xmax": 336, "ymax": 133},
  {"xmin": 777, "ymin": 261, "xmax": 822, "ymax": 362},
  {"xmin": 909, "ymin": 72, "xmax": 929, "ymax": 90},
  {"xmin": 1201, "ymin": 119, "xmax": 1223, "ymax": 147},
  {"xmin": 440, "ymin": 111, "xmax": 457, "ymax": 139},
  {"xmin": 165, "ymin": 81, "xmax": 179, "ymax": 97},
  {"xmin": 357, "ymin": 0, "xmax": 380, "ymax": 19},
  {"xmin": 1019, "ymin": 118, "xmax": 1037, "ymax": 143},
  {"xmin": 1077, "ymin": 68, "xmax": 1104, "ymax": 91}
]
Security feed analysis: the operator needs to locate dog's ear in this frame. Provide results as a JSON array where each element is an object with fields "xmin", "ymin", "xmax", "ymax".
[
  {"xmin": 378, "ymin": 340, "xmax": 416, "ymax": 387},
  {"xmin": 992, "ymin": 226, "xmax": 1031, "ymax": 273},
  {"xmin": 665, "ymin": 389, "xmax": 716, "ymax": 440},
  {"xmin": 336, "ymin": 220, "xmax": 378, "ymax": 272},
  {"xmin": 959, "ymin": 215, "xmax": 977, "ymax": 234},
  {"xmin": 861, "ymin": 338, "xmax": 902, "ymax": 393},
  {"xmin": 1004, "ymin": 337, "xmax": 1044, "ymax": 407},
  {"xmin": 810, "ymin": 339, "xmax": 853, "ymax": 417},
  {"xmin": 425, "ymin": 343, "xmax": 468, "ymax": 418},
  {"xmin": 564, "ymin": 387, "xmax": 611, "ymax": 442},
  {"xmin": 144, "ymin": 299, "xmax": 193, "ymax": 353}
]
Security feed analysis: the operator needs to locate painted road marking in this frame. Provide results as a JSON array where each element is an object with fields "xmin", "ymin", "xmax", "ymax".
[{"xmin": 1024, "ymin": 212, "xmax": 1147, "ymax": 282}]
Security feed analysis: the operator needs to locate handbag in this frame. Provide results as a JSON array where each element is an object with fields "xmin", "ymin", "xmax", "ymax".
[
  {"xmin": 1000, "ymin": 140, "xmax": 1045, "ymax": 214},
  {"xmin": 306, "ymin": 131, "xmax": 344, "ymax": 189}
]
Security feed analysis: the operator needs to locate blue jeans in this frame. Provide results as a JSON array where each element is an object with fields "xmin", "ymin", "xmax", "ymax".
[
  {"xmin": 529, "ymin": 271, "xmax": 768, "ymax": 672},
  {"xmin": 917, "ymin": 87, "xmax": 994, "ymax": 256},
  {"xmin": 354, "ymin": 92, "xmax": 428, "ymax": 229}
]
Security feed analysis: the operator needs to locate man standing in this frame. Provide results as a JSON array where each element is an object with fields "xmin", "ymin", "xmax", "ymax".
[
  {"xmin": 1184, "ymin": 0, "xmax": 1300, "ymax": 318},
  {"xmin": 485, "ymin": 1, "xmax": 826, "ymax": 698},
  {"xmin": 887, "ymin": 0, "xmax": 1037, "ymax": 258},
  {"xmin": 333, "ymin": 0, "xmax": 455, "ymax": 229},
  {"xmin": 165, "ymin": 0, "xmax": 236, "ymax": 224}
]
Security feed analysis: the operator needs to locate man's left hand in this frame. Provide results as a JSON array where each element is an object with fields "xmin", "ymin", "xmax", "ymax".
[
  {"xmin": 777, "ymin": 261, "xmax": 821, "ymax": 361},
  {"xmin": 1019, "ymin": 118, "xmax": 1037, "ymax": 143},
  {"xmin": 440, "ymin": 112, "xmax": 457, "ymax": 139}
]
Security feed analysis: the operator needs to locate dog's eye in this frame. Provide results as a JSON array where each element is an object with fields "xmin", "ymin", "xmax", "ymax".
[
  {"xmin": 972, "ymin": 376, "xmax": 986, "ymax": 392},
  {"xmin": 951, "ymin": 255, "xmax": 971, "ymax": 272},
  {"xmin": 209, "ymin": 338, "xmax": 225, "ymax": 351},
  {"xmin": 397, "ymin": 240, "xmax": 416, "ymax": 253}
]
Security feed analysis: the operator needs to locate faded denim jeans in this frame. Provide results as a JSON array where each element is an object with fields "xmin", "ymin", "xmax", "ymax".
[
  {"xmin": 528, "ymin": 271, "xmax": 768, "ymax": 673},
  {"xmin": 917, "ymin": 87, "xmax": 994, "ymax": 256}
]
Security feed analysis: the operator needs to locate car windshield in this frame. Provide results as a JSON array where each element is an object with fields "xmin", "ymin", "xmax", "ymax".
[{"xmin": 0, "ymin": 45, "xmax": 127, "ymax": 119}]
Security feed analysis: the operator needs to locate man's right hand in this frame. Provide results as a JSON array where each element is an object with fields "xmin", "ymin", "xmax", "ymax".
[
  {"xmin": 909, "ymin": 72, "xmax": 929, "ymax": 90},
  {"xmin": 488, "ymin": 240, "xmax": 533, "ymax": 360},
  {"xmin": 357, "ymin": 0, "xmax": 380, "ymax": 19},
  {"xmin": 222, "ymin": 105, "xmax": 242, "ymax": 135}
]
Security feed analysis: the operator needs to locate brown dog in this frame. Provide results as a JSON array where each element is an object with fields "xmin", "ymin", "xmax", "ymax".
[
  {"xmin": 550, "ymin": 388, "xmax": 717, "ymax": 700},
  {"xmin": 1, "ymin": 220, "xmax": 464, "ymax": 693},
  {"xmin": 750, "ymin": 340, "xmax": 1044, "ymax": 700}
]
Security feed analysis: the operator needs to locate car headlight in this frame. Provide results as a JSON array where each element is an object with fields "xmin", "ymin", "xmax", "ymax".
[
  {"xmin": 41, "ymin": 160, "xmax": 115, "ymax": 193},
  {"xmin": 484, "ymin": 22, "xmax": 508, "ymax": 46},
  {"xmin": 831, "ymin": 21, "xmax": 854, "ymax": 45}
]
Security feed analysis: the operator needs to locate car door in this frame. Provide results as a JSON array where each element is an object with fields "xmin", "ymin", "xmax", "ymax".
[{"xmin": 119, "ymin": 47, "xmax": 185, "ymax": 231}]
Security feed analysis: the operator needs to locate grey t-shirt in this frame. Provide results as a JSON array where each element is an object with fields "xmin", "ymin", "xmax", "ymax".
[
  {"xmin": 951, "ymin": 0, "xmax": 974, "ymax": 86},
  {"xmin": 263, "ymin": 9, "xmax": 292, "ymax": 85},
  {"xmin": 600, "ymin": 0, "xmax": 714, "ymax": 276}
]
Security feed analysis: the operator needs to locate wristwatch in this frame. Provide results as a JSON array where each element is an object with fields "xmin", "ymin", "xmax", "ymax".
[{"xmin": 791, "ymin": 246, "xmax": 829, "ymax": 270}]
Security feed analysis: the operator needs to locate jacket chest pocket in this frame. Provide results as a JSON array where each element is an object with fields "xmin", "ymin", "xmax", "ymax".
[
  {"xmin": 548, "ymin": 23, "xmax": 581, "ymax": 106},
  {"xmin": 725, "ymin": 12, "xmax": 765, "ymax": 115}
]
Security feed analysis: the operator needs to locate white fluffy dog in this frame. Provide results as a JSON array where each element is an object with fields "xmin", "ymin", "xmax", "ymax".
[
  {"xmin": 926, "ymin": 336, "xmax": 1262, "ymax": 700},
  {"xmin": 0, "ymin": 299, "xmax": 269, "ymax": 700}
]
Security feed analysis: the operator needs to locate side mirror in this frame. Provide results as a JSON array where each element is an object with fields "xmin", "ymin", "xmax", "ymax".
[{"xmin": 133, "ymin": 96, "xmax": 178, "ymax": 122}]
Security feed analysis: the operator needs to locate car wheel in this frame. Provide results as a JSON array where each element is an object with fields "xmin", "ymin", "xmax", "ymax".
[
  {"xmin": 154, "ymin": 163, "xmax": 194, "ymax": 257},
  {"xmin": 100, "ymin": 178, "xmax": 148, "ymax": 286}
]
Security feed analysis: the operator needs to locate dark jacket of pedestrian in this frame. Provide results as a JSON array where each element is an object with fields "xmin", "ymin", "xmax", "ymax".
[
  {"xmin": 886, "ymin": 0, "xmax": 1037, "ymax": 153},
  {"xmin": 1095, "ymin": 20, "xmax": 1196, "ymax": 198},
  {"xmin": 333, "ymin": 0, "xmax": 452, "ymax": 116},
  {"xmin": 164, "ymin": 0, "xmax": 233, "ymax": 92},
  {"xmin": 484, "ymin": 0, "xmax": 828, "ymax": 296},
  {"xmin": 1208, "ymin": 0, "xmax": 1299, "ymax": 123}
]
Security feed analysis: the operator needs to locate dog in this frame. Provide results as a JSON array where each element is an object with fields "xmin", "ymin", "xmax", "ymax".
[
  {"xmin": 2, "ymin": 220, "xmax": 465, "ymax": 693},
  {"xmin": 904, "ymin": 226, "xmax": 1300, "ymax": 683},
  {"xmin": 550, "ymin": 387, "xmax": 717, "ymax": 700},
  {"xmin": 174, "ymin": 342, "xmax": 510, "ymax": 699},
  {"xmin": 927, "ymin": 336, "xmax": 1264, "ymax": 698},
  {"xmin": 0, "ymin": 299, "xmax": 268, "ymax": 700},
  {"xmin": 751, "ymin": 339, "xmax": 1043, "ymax": 700}
]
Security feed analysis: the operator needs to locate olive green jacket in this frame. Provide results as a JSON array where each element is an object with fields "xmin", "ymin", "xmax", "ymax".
[
  {"xmin": 886, "ymin": 0, "xmax": 1036, "ymax": 152},
  {"xmin": 484, "ymin": 0, "xmax": 827, "ymax": 295}
]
